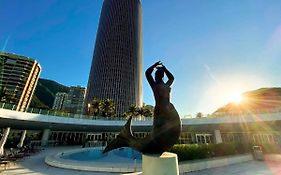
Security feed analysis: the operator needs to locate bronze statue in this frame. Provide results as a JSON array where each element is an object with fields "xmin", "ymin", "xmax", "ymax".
[{"xmin": 103, "ymin": 61, "xmax": 181, "ymax": 154}]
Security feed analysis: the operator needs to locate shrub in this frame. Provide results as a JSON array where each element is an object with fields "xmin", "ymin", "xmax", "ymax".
[
  {"xmin": 170, "ymin": 142, "xmax": 252, "ymax": 162},
  {"xmin": 170, "ymin": 144, "xmax": 211, "ymax": 161},
  {"xmin": 233, "ymin": 142, "xmax": 252, "ymax": 154},
  {"xmin": 259, "ymin": 143, "xmax": 281, "ymax": 154},
  {"xmin": 209, "ymin": 143, "xmax": 236, "ymax": 156}
]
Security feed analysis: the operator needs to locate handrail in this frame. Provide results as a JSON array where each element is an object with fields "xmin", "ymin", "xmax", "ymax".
[
  {"xmin": 0, "ymin": 102, "xmax": 153, "ymax": 121},
  {"xmin": 2, "ymin": 102, "xmax": 281, "ymax": 120}
]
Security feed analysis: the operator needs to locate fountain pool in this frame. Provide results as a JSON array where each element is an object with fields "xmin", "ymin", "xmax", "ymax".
[{"xmin": 45, "ymin": 147, "xmax": 142, "ymax": 173}]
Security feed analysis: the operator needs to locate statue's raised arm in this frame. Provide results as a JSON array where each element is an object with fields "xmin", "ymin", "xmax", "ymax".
[
  {"xmin": 162, "ymin": 65, "xmax": 174, "ymax": 87},
  {"xmin": 145, "ymin": 61, "xmax": 162, "ymax": 88},
  {"xmin": 145, "ymin": 61, "xmax": 174, "ymax": 88}
]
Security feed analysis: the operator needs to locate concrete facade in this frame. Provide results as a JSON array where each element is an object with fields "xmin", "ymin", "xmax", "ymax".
[
  {"xmin": 0, "ymin": 52, "xmax": 41, "ymax": 112},
  {"xmin": 143, "ymin": 153, "xmax": 179, "ymax": 175},
  {"xmin": 52, "ymin": 92, "xmax": 67, "ymax": 111},
  {"xmin": 214, "ymin": 130, "xmax": 223, "ymax": 144},
  {"xmin": 62, "ymin": 86, "xmax": 85, "ymax": 115},
  {"xmin": 1, "ymin": 108, "xmax": 281, "ymax": 147},
  {"xmin": 41, "ymin": 129, "xmax": 50, "ymax": 146},
  {"xmin": 0, "ymin": 127, "xmax": 10, "ymax": 156}
]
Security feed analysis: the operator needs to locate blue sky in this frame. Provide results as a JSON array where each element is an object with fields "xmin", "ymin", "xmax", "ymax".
[{"xmin": 1, "ymin": 0, "xmax": 281, "ymax": 116}]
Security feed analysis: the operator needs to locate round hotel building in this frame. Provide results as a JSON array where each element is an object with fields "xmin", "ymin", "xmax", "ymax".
[{"xmin": 85, "ymin": 0, "xmax": 143, "ymax": 114}]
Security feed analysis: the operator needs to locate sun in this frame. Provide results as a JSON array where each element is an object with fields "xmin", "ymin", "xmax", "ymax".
[{"xmin": 229, "ymin": 93, "xmax": 243, "ymax": 104}]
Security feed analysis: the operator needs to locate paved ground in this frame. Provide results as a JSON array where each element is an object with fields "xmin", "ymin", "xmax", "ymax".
[
  {"xmin": 1, "ymin": 147, "xmax": 281, "ymax": 175},
  {"xmin": 185, "ymin": 160, "xmax": 281, "ymax": 175},
  {"xmin": 1, "ymin": 147, "xmax": 117, "ymax": 175}
]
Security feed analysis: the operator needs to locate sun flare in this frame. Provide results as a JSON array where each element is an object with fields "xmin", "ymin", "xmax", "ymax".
[{"xmin": 229, "ymin": 93, "xmax": 243, "ymax": 104}]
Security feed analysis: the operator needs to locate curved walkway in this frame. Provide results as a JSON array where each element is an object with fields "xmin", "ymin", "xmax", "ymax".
[
  {"xmin": 1, "ymin": 147, "xmax": 281, "ymax": 175},
  {"xmin": 1, "ymin": 147, "xmax": 119, "ymax": 175},
  {"xmin": 185, "ymin": 160, "xmax": 281, "ymax": 175}
]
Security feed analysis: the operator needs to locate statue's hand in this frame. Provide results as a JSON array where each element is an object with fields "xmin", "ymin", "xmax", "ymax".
[{"xmin": 153, "ymin": 61, "xmax": 162, "ymax": 68}]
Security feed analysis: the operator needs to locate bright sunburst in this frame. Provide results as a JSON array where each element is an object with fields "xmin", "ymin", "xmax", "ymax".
[{"xmin": 229, "ymin": 93, "xmax": 243, "ymax": 104}]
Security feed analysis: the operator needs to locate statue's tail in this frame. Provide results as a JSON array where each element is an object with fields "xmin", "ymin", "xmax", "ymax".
[{"xmin": 103, "ymin": 116, "xmax": 134, "ymax": 154}]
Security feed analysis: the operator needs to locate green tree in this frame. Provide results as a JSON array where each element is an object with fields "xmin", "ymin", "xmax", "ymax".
[
  {"xmin": 99, "ymin": 98, "xmax": 116, "ymax": 117},
  {"xmin": 144, "ymin": 105, "xmax": 154, "ymax": 117},
  {"xmin": 128, "ymin": 104, "xmax": 139, "ymax": 117},
  {"xmin": 138, "ymin": 106, "xmax": 153, "ymax": 118},
  {"xmin": 121, "ymin": 111, "xmax": 130, "ymax": 118},
  {"xmin": 196, "ymin": 112, "xmax": 203, "ymax": 118},
  {"xmin": 88, "ymin": 97, "xmax": 101, "ymax": 116},
  {"xmin": 123, "ymin": 104, "xmax": 154, "ymax": 119},
  {"xmin": 0, "ymin": 86, "xmax": 15, "ymax": 103},
  {"xmin": 0, "ymin": 86, "xmax": 6, "ymax": 102}
]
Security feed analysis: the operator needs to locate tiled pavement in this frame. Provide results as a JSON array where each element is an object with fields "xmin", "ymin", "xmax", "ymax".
[
  {"xmin": 1, "ymin": 147, "xmax": 114, "ymax": 175},
  {"xmin": 185, "ymin": 160, "xmax": 281, "ymax": 175},
  {"xmin": 1, "ymin": 147, "xmax": 281, "ymax": 175}
]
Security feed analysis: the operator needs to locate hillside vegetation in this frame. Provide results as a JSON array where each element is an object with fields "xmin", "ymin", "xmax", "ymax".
[{"xmin": 29, "ymin": 78, "xmax": 69, "ymax": 109}]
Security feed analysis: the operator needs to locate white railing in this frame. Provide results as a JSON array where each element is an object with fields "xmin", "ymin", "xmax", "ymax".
[{"xmin": 0, "ymin": 102, "xmax": 153, "ymax": 121}]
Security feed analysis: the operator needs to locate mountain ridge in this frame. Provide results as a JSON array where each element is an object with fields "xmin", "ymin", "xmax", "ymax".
[{"xmin": 30, "ymin": 78, "xmax": 70, "ymax": 109}]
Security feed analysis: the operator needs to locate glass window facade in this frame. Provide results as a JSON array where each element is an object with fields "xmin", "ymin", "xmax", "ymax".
[{"xmin": 85, "ymin": 0, "xmax": 143, "ymax": 115}]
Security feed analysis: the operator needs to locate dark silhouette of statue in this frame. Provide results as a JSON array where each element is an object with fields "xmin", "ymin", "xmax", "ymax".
[{"xmin": 103, "ymin": 61, "xmax": 181, "ymax": 154}]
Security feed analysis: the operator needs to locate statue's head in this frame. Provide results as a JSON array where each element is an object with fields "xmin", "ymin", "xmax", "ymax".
[{"xmin": 155, "ymin": 68, "xmax": 164, "ymax": 82}]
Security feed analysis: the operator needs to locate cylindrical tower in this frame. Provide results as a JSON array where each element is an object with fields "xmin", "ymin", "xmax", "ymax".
[{"xmin": 85, "ymin": 0, "xmax": 143, "ymax": 115}]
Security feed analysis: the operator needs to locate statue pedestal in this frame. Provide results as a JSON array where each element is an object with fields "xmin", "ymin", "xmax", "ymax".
[{"xmin": 142, "ymin": 152, "xmax": 179, "ymax": 175}]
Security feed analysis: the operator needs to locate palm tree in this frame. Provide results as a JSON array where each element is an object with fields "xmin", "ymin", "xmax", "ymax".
[
  {"xmin": 137, "ymin": 106, "xmax": 153, "ymax": 118},
  {"xmin": 99, "ymin": 98, "xmax": 116, "ymax": 117},
  {"xmin": 143, "ymin": 106, "xmax": 153, "ymax": 117},
  {"xmin": 88, "ymin": 97, "xmax": 101, "ymax": 116},
  {"xmin": 137, "ymin": 107, "xmax": 144, "ymax": 117},
  {"xmin": 121, "ymin": 111, "xmax": 130, "ymax": 118},
  {"xmin": 128, "ymin": 104, "xmax": 139, "ymax": 117}
]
